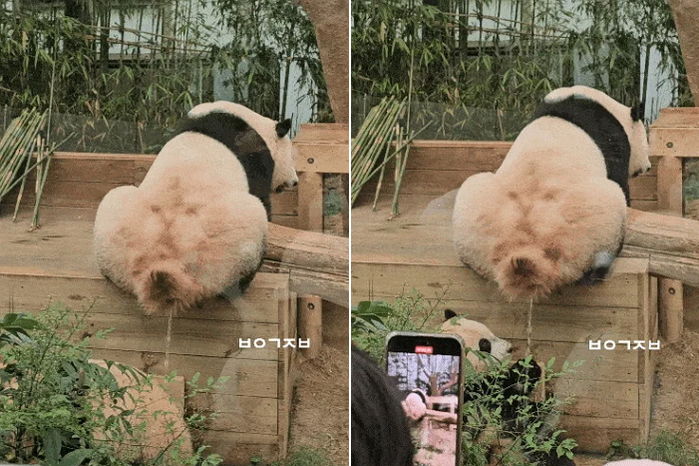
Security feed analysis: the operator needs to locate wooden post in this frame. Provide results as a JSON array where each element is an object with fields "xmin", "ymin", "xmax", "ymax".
[
  {"xmin": 296, "ymin": 172, "xmax": 324, "ymax": 359},
  {"xmin": 658, "ymin": 279, "xmax": 683, "ymax": 343},
  {"xmin": 656, "ymin": 155, "xmax": 684, "ymax": 343},
  {"xmin": 292, "ymin": 123, "xmax": 349, "ymax": 358},
  {"xmin": 297, "ymin": 171, "xmax": 324, "ymax": 232},
  {"xmin": 298, "ymin": 295, "xmax": 323, "ymax": 358}
]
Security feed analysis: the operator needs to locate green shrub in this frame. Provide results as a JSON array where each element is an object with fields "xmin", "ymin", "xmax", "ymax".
[
  {"xmin": 608, "ymin": 431, "xmax": 699, "ymax": 466},
  {"xmin": 0, "ymin": 304, "xmax": 224, "ymax": 465},
  {"xmin": 352, "ymin": 289, "xmax": 442, "ymax": 362}
]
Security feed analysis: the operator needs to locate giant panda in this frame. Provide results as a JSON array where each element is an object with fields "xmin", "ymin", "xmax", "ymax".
[
  {"xmin": 351, "ymin": 346, "xmax": 414, "ymax": 466},
  {"xmin": 452, "ymin": 86, "xmax": 651, "ymax": 299},
  {"xmin": 94, "ymin": 101, "xmax": 298, "ymax": 314}
]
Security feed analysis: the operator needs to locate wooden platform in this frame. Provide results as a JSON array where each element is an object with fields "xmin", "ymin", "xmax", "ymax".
[
  {"xmin": 356, "ymin": 140, "xmax": 661, "ymax": 211},
  {"xmin": 0, "ymin": 206, "xmax": 298, "ymax": 464},
  {"xmin": 352, "ymin": 193, "xmax": 657, "ymax": 452},
  {"xmin": 0, "ymin": 121, "xmax": 349, "ymax": 464},
  {"xmin": 0, "ymin": 152, "xmax": 300, "ymax": 228}
]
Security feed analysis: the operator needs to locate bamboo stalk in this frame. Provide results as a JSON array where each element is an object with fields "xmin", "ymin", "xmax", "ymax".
[
  {"xmin": 0, "ymin": 109, "xmax": 49, "ymax": 227},
  {"xmin": 11, "ymin": 135, "xmax": 37, "ymax": 221},
  {"xmin": 372, "ymin": 123, "xmax": 397, "ymax": 210},
  {"xmin": 351, "ymin": 97, "xmax": 405, "ymax": 202}
]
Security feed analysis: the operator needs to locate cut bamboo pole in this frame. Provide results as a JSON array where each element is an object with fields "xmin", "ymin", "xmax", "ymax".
[{"xmin": 0, "ymin": 110, "xmax": 48, "ymax": 210}]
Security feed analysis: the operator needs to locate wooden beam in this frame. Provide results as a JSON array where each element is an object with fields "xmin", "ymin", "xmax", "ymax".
[
  {"xmin": 266, "ymin": 223, "xmax": 347, "ymax": 275},
  {"xmin": 650, "ymin": 128, "xmax": 699, "ymax": 157},
  {"xmin": 622, "ymin": 208, "xmax": 699, "ymax": 287},
  {"xmin": 264, "ymin": 223, "xmax": 348, "ymax": 305},
  {"xmin": 294, "ymin": 143, "xmax": 349, "ymax": 173},
  {"xmin": 658, "ymin": 279, "xmax": 684, "ymax": 343}
]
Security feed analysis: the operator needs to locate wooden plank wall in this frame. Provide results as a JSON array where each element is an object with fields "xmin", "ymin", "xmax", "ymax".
[
  {"xmin": 357, "ymin": 140, "xmax": 660, "ymax": 211},
  {"xmin": 352, "ymin": 259, "xmax": 656, "ymax": 452},
  {"xmin": 1, "ymin": 123, "xmax": 350, "ymax": 231},
  {"xmin": 1, "ymin": 152, "xmax": 300, "ymax": 228}
]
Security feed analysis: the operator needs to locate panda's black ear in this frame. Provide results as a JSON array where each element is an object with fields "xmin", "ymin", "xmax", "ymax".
[
  {"xmin": 444, "ymin": 309, "xmax": 457, "ymax": 321},
  {"xmin": 630, "ymin": 102, "xmax": 644, "ymax": 122},
  {"xmin": 276, "ymin": 118, "xmax": 292, "ymax": 138}
]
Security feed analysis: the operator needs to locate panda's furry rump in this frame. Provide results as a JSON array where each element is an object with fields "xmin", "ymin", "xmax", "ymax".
[
  {"xmin": 453, "ymin": 87, "xmax": 650, "ymax": 299},
  {"xmin": 453, "ymin": 119, "xmax": 628, "ymax": 300},
  {"xmin": 94, "ymin": 133, "xmax": 267, "ymax": 314}
]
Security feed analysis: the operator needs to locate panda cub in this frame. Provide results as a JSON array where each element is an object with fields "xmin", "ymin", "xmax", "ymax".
[
  {"xmin": 452, "ymin": 86, "xmax": 651, "ymax": 299},
  {"xmin": 440, "ymin": 309, "xmax": 513, "ymax": 370},
  {"xmin": 94, "ymin": 102, "xmax": 298, "ymax": 314},
  {"xmin": 440, "ymin": 311, "xmax": 574, "ymax": 466}
]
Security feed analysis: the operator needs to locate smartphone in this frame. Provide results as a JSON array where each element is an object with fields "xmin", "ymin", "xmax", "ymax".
[{"xmin": 385, "ymin": 332, "xmax": 464, "ymax": 466}]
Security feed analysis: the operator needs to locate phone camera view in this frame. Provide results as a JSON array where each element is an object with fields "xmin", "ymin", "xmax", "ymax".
[{"xmin": 387, "ymin": 349, "xmax": 461, "ymax": 466}]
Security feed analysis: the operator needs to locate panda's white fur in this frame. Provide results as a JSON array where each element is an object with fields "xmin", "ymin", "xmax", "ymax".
[
  {"xmin": 402, "ymin": 391, "xmax": 427, "ymax": 420},
  {"xmin": 440, "ymin": 313, "xmax": 511, "ymax": 371},
  {"xmin": 94, "ymin": 103, "xmax": 297, "ymax": 314},
  {"xmin": 453, "ymin": 86, "xmax": 650, "ymax": 299}
]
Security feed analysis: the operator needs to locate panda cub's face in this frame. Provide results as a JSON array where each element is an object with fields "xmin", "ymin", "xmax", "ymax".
[
  {"xmin": 188, "ymin": 101, "xmax": 299, "ymax": 192},
  {"xmin": 440, "ymin": 310, "xmax": 512, "ymax": 370}
]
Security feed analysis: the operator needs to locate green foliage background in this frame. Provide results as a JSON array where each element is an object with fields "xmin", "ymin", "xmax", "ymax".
[
  {"xmin": 0, "ymin": 0, "xmax": 330, "ymax": 153},
  {"xmin": 352, "ymin": 0, "xmax": 691, "ymax": 140}
]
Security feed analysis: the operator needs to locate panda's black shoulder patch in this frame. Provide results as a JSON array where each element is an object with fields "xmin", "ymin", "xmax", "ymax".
[
  {"xmin": 177, "ymin": 111, "xmax": 274, "ymax": 216},
  {"xmin": 533, "ymin": 95, "xmax": 631, "ymax": 204}
]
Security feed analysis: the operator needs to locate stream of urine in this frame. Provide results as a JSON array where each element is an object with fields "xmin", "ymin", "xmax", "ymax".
[
  {"xmin": 165, "ymin": 308, "xmax": 174, "ymax": 370},
  {"xmin": 527, "ymin": 298, "xmax": 533, "ymax": 356}
]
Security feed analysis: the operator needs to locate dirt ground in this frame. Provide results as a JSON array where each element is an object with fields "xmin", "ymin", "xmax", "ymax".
[
  {"xmin": 287, "ymin": 302, "xmax": 349, "ymax": 465},
  {"xmin": 287, "ymin": 345, "xmax": 349, "ymax": 464},
  {"xmin": 649, "ymin": 329, "xmax": 699, "ymax": 447}
]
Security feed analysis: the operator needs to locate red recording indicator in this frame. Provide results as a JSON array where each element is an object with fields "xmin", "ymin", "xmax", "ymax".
[{"xmin": 415, "ymin": 345, "xmax": 434, "ymax": 354}]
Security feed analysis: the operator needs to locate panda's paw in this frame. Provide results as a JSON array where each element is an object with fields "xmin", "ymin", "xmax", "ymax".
[{"xmin": 579, "ymin": 251, "xmax": 616, "ymax": 285}]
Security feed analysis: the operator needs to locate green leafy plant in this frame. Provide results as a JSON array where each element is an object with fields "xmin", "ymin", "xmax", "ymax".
[
  {"xmin": 0, "ymin": 304, "xmax": 224, "ymax": 465},
  {"xmin": 0, "ymin": 0, "xmax": 329, "ymax": 154},
  {"xmin": 352, "ymin": 289, "xmax": 443, "ymax": 362},
  {"xmin": 460, "ymin": 355, "xmax": 580, "ymax": 465},
  {"xmin": 607, "ymin": 431, "xmax": 699, "ymax": 466}
]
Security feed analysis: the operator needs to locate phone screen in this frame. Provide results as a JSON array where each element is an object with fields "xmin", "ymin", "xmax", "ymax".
[{"xmin": 386, "ymin": 333, "xmax": 463, "ymax": 466}]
